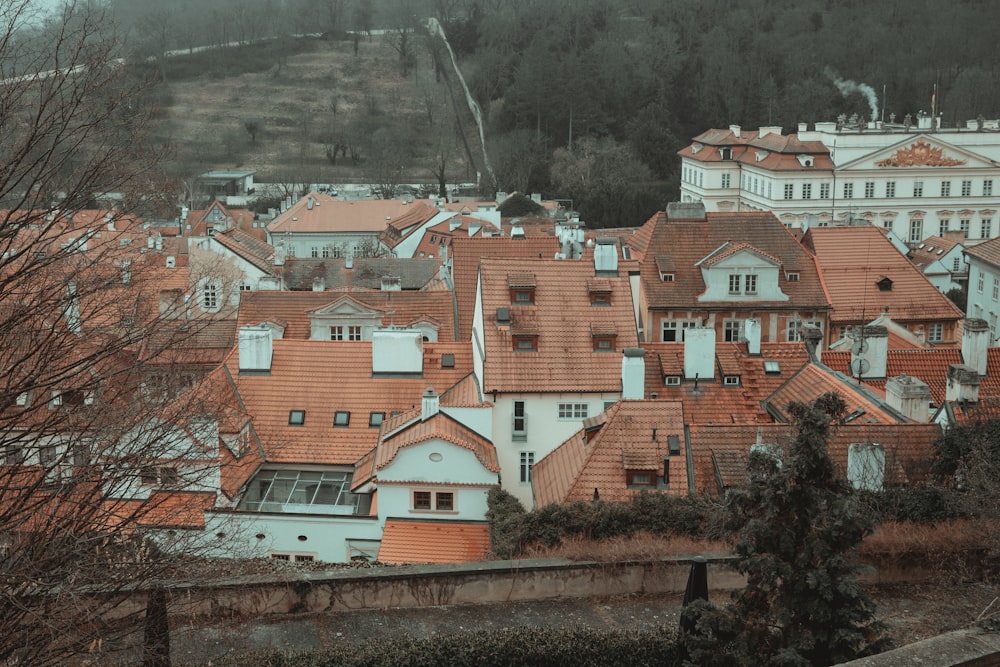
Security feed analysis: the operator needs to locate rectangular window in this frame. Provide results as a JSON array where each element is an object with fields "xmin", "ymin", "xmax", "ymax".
[
  {"xmin": 928, "ymin": 323, "xmax": 944, "ymax": 343},
  {"xmin": 819, "ymin": 183, "xmax": 830, "ymax": 199},
  {"xmin": 661, "ymin": 320, "xmax": 696, "ymax": 342},
  {"xmin": 953, "ymin": 256, "xmax": 961, "ymax": 272},
  {"xmin": 512, "ymin": 401, "xmax": 527, "ymax": 439},
  {"xmin": 961, "ymin": 219, "xmax": 971, "ymax": 238},
  {"xmin": 786, "ymin": 320, "xmax": 822, "ymax": 343},
  {"xmin": 982, "ymin": 219, "xmax": 993, "ymax": 239},
  {"xmin": 939, "ymin": 219, "xmax": 949, "ymax": 236},
  {"xmin": 992, "ymin": 277, "xmax": 998, "ymax": 301},
  {"xmin": 721, "ymin": 173, "xmax": 731, "ymax": 188},
  {"xmin": 744, "ymin": 274, "xmax": 757, "ymax": 294},
  {"xmin": 347, "ymin": 326, "xmax": 362, "ymax": 341},
  {"xmin": 333, "ymin": 411, "xmax": 350, "ymax": 427},
  {"xmin": 310, "ymin": 247, "xmax": 319, "ymax": 258},
  {"xmin": 331, "ymin": 327, "xmax": 344, "ymax": 341},
  {"xmin": 962, "ymin": 180, "xmax": 972, "ymax": 197},
  {"xmin": 558, "ymin": 403, "xmax": 589, "ymax": 419},
  {"xmin": 864, "ymin": 181, "xmax": 875, "ymax": 198},
  {"xmin": 724, "ymin": 319, "xmax": 743, "ymax": 342},
  {"xmin": 986, "ymin": 180, "xmax": 994, "ymax": 196},
  {"xmin": 322, "ymin": 247, "xmax": 330, "ymax": 258},
  {"xmin": 728, "ymin": 274, "xmax": 741, "ymax": 294},
  {"xmin": 369, "ymin": 412, "xmax": 385, "ymax": 427},
  {"xmin": 913, "ymin": 181, "xmax": 923, "ymax": 197},
  {"xmin": 513, "ymin": 290, "xmax": 533, "ymax": 304},
  {"xmin": 202, "ymin": 283, "xmax": 219, "ymax": 310},
  {"xmin": 435, "ymin": 492, "xmax": 454, "ymax": 511},
  {"xmin": 514, "ymin": 337, "xmax": 537, "ymax": 352},
  {"xmin": 288, "ymin": 410, "xmax": 305, "ymax": 425},
  {"xmin": 978, "ymin": 272, "xmax": 985, "ymax": 294},
  {"xmin": 843, "ymin": 183, "xmax": 854, "ymax": 199},
  {"xmin": 910, "ymin": 219, "xmax": 923, "ymax": 243},
  {"xmin": 885, "ymin": 181, "xmax": 895, "ymax": 198},
  {"xmin": 941, "ymin": 181, "xmax": 951, "ymax": 197},
  {"xmin": 626, "ymin": 471, "xmax": 655, "ymax": 487},
  {"xmin": 784, "ymin": 183, "xmax": 794, "ymax": 200},
  {"xmin": 413, "ymin": 491, "xmax": 431, "ymax": 510},
  {"xmin": 802, "ymin": 183, "xmax": 812, "ymax": 199},
  {"xmin": 520, "ymin": 451, "xmax": 535, "ymax": 483}
]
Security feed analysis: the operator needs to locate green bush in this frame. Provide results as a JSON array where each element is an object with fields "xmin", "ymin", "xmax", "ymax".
[{"xmin": 192, "ymin": 626, "xmax": 683, "ymax": 667}]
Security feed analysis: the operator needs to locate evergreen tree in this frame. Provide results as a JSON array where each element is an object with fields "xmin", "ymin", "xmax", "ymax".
[{"xmin": 682, "ymin": 393, "xmax": 890, "ymax": 666}]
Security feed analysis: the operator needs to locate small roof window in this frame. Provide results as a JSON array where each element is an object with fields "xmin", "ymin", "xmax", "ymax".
[
  {"xmin": 289, "ymin": 410, "xmax": 306, "ymax": 426},
  {"xmin": 763, "ymin": 361, "xmax": 781, "ymax": 374},
  {"xmin": 334, "ymin": 411, "xmax": 351, "ymax": 427}
]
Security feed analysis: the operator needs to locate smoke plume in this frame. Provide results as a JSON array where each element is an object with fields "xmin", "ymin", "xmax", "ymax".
[{"xmin": 826, "ymin": 69, "xmax": 879, "ymax": 121}]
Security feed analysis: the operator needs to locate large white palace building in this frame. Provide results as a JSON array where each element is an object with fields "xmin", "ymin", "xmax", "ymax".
[{"xmin": 678, "ymin": 115, "xmax": 1000, "ymax": 245}]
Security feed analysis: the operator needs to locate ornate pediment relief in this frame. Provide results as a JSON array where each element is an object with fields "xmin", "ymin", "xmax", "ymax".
[{"xmin": 875, "ymin": 140, "xmax": 967, "ymax": 168}]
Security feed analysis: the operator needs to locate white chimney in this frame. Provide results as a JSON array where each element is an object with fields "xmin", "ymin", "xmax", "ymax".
[
  {"xmin": 421, "ymin": 387, "xmax": 439, "ymax": 421},
  {"xmin": 274, "ymin": 245, "xmax": 286, "ymax": 266},
  {"xmin": 307, "ymin": 195, "xmax": 314, "ymax": 210},
  {"xmin": 849, "ymin": 325, "xmax": 888, "ymax": 380},
  {"xmin": 238, "ymin": 325, "xmax": 273, "ymax": 373},
  {"xmin": 345, "ymin": 252, "xmax": 353, "ymax": 269},
  {"xmin": 594, "ymin": 238, "xmax": 618, "ymax": 275},
  {"xmin": 885, "ymin": 374, "xmax": 931, "ymax": 422},
  {"xmin": 155, "ymin": 234, "xmax": 163, "ymax": 251},
  {"xmin": 798, "ymin": 122, "xmax": 808, "ymax": 133},
  {"xmin": 729, "ymin": 124, "xmax": 741, "ymax": 138},
  {"xmin": 166, "ymin": 256, "xmax": 176, "ymax": 268},
  {"xmin": 531, "ymin": 193, "xmax": 541, "ymax": 204},
  {"xmin": 758, "ymin": 125, "xmax": 782, "ymax": 138},
  {"xmin": 147, "ymin": 235, "xmax": 154, "ymax": 249},
  {"xmin": 684, "ymin": 327, "xmax": 716, "ymax": 380},
  {"xmin": 946, "ymin": 364, "xmax": 980, "ymax": 404},
  {"xmin": 372, "ymin": 328, "xmax": 423, "ymax": 375},
  {"xmin": 105, "ymin": 212, "xmax": 115, "ymax": 231},
  {"xmin": 621, "ymin": 348, "xmax": 645, "ymax": 400},
  {"xmin": 496, "ymin": 191, "xmax": 507, "ymax": 203},
  {"xmin": 743, "ymin": 318, "xmax": 761, "ymax": 355},
  {"xmin": 312, "ymin": 277, "xmax": 325, "ymax": 291},
  {"xmin": 381, "ymin": 276, "xmax": 402, "ymax": 291},
  {"xmin": 962, "ymin": 318, "xmax": 990, "ymax": 376}
]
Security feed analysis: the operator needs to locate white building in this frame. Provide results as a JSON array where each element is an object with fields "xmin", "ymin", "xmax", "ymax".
[
  {"xmin": 964, "ymin": 237, "xmax": 1000, "ymax": 342},
  {"xmin": 679, "ymin": 116, "xmax": 1000, "ymax": 244}
]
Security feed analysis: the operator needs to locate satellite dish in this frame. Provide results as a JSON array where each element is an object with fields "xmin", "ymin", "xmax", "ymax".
[
  {"xmin": 851, "ymin": 357, "xmax": 871, "ymax": 376},
  {"xmin": 851, "ymin": 338, "xmax": 869, "ymax": 355}
]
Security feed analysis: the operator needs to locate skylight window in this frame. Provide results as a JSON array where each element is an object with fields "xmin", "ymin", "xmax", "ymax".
[
  {"xmin": 334, "ymin": 411, "xmax": 351, "ymax": 427},
  {"xmin": 369, "ymin": 412, "xmax": 385, "ymax": 427},
  {"xmin": 763, "ymin": 361, "xmax": 781, "ymax": 374},
  {"xmin": 441, "ymin": 353, "xmax": 455, "ymax": 368},
  {"xmin": 289, "ymin": 410, "xmax": 306, "ymax": 426}
]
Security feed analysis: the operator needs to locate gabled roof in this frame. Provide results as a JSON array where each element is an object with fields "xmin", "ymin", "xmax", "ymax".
[
  {"xmin": 679, "ymin": 128, "xmax": 834, "ymax": 171},
  {"xmin": 213, "ymin": 228, "xmax": 275, "ymax": 275},
  {"xmin": 805, "ymin": 226, "xmax": 965, "ymax": 324},
  {"xmin": 638, "ymin": 210, "xmax": 830, "ymax": 310},
  {"xmin": 532, "ymin": 400, "xmax": 686, "ymax": 506},
  {"xmin": 964, "ymin": 235, "xmax": 1000, "ymax": 270},
  {"xmin": 187, "ymin": 202, "xmax": 258, "ymax": 239},
  {"xmin": 377, "ymin": 519, "xmax": 490, "ymax": 564},
  {"xmin": 373, "ymin": 409, "xmax": 499, "ymax": 473},
  {"xmin": 697, "ymin": 241, "xmax": 782, "ymax": 268},
  {"xmin": 282, "ymin": 257, "xmax": 440, "ymax": 291},
  {"xmin": 226, "ymin": 340, "xmax": 473, "ymax": 465},
  {"xmin": 838, "ymin": 134, "xmax": 997, "ymax": 171},
  {"xmin": 478, "ymin": 257, "xmax": 638, "ymax": 393},
  {"xmin": 908, "ymin": 235, "xmax": 963, "ymax": 268},
  {"xmin": 411, "ymin": 215, "xmax": 500, "ymax": 259},
  {"xmin": 938, "ymin": 396, "xmax": 1000, "ymax": 426},
  {"xmin": 762, "ymin": 362, "xmax": 908, "ymax": 424},
  {"xmin": 451, "ymin": 236, "xmax": 561, "ymax": 341},
  {"xmin": 268, "ymin": 192, "xmax": 439, "ymax": 235},
  {"xmin": 237, "ymin": 290, "xmax": 457, "ymax": 341}
]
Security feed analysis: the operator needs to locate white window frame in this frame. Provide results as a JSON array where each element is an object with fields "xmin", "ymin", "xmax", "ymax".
[
  {"xmin": 941, "ymin": 181, "xmax": 951, "ymax": 197},
  {"xmin": 864, "ymin": 181, "xmax": 874, "ymax": 198},
  {"xmin": 819, "ymin": 183, "xmax": 830, "ymax": 199},
  {"xmin": 723, "ymin": 319, "xmax": 744, "ymax": 342},
  {"xmin": 962, "ymin": 180, "xmax": 972, "ymax": 197},
  {"xmin": 909, "ymin": 219, "xmax": 923, "ymax": 243},
  {"xmin": 512, "ymin": 400, "xmax": 527, "ymax": 439},
  {"xmin": 661, "ymin": 319, "xmax": 697, "ymax": 342},
  {"xmin": 843, "ymin": 183, "xmax": 853, "ymax": 199},
  {"xmin": 928, "ymin": 323, "xmax": 944, "ymax": 343},
  {"xmin": 520, "ymin": 451, "xmax": 535, "ymax": 484},
  {"xmin": 557, "ymin": 403, "xmax": 589, "ymax": 420},
  {"xmin": 885, "ymin": 181, "xmax": 895, "ymax": 198}
]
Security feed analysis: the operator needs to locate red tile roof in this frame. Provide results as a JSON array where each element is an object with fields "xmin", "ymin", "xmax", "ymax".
[
  {"xmin": 763, "ymin": 363, "xmax": 907, "ymax": 424},
  {"xmin": 226, "ymin": 340, "xmax": 474, "ymax": 465},
  {"xmin": 964, "ymin": 235, "xmax": 1000, "ymax": 269},
  {"xmin": 907, "ymin": 236, "xmax": 962, "ymax": 269},
  {"xmin": 679, "ymin": 128, "xmax": 834, "ymax": 171},
  {"xmin": 805, "ymin": 226, "xmax": 963, "ymax": 325},
  {"xmin": 451, "ymin": 236, "xmax": 561, "ymax": 341},
  {"xmin": 638, "ymin": 210, "xmax": 830, "ymax": 311},
  {"xmin": 213, "ymin": 228, "xmax": 275, "ymax": 275},
  {"xmin": 377, "ymin": 519, "xmax": 490, "ymax": 564},
  {"xmin": 532, "ymin": 400, "xmax": 687, "ymax": 506},
  {"xmin": 478, "ymin": 257, "xmax": 639, "ymax": 393},
  {"xmin": 374, "ymin": 411, "xmax": 499, "ymax": 473},
  {"xmin": 268, "ymin": 193, "xmax": 438, "ymax": 235}
]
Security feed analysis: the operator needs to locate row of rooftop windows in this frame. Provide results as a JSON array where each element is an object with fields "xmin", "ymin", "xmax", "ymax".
[{"xmin": 288, "ymin": 410, "xmax": 390, "ymax": 428}]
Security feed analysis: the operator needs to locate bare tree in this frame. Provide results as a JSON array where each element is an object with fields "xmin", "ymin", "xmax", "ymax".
[{"xmin": 0, "ymin": 3, "xmax": 252, "ymax": 663}]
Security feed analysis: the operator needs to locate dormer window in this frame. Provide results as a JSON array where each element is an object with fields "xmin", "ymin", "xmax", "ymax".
[
  {"xmin": 786, "ymin": 272, "xmax": 800, "ymax": 282},
  {"xmin": 719, "ymin": 147, "xmax": 732, "ymax": 160},
  {"xmin": 513, "ymin": 335, "xmax": 538, "ymax": 352},
  {"xmin": 876, "ymin": 276, "xmax": 893, "ymax": 292},
  {"xmin": 588, "ymin": 278, "xmax": 613, "ymax": 306},
  {"xmin": 660, "ymin": 273, "xmax": 674, "ymax": 282},
  {"xmin": 724, "ymin": 376, "xmax": 740, "ymax": 386},
  {"xmin": 507, "ymin": 272, "xmax": 536, "ymax": 305},
  {"xmin": 512, "ymin": 289, "xmax": 533, "ymax": 304},
  {"xmin": 626, "ymin": 470, "xmax": 656, "ymax": 487},
  {"xmin": 796, "ymin": 155, "xmax": 814, "ymax": 167},
  {"xmin": 692, "ymin": 142, "xmax": 703, "ymax": 154},
  {"xmin": 665, "ymin": 376, "xmax": 681, "ymax": 386}
]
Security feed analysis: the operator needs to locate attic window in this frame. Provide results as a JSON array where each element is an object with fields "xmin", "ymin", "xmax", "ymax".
[
  {"xmin": 667, "ymin": 435, "xmax": 681, "ymax": 456},
  {"xmin": 724, "ymin": 376, "xmax": 740, "ymax": 386},
  {"xmin": 661, "ymin": 273, "xmax": 675, "ymax": 282},
  {"xmin": 334, "ymin": 411, "xmax": 351, "ymax": 427},
  {"xmin": 512, "ymin": 289, "xmax": 534, "ymax": 305},
  {"xmin": 786, "ymin": 272, "xmax": 800, "ymax": 282},
  {"xmin": 369, "ymin": 412, "xmax": 385, "ymax": 427},
  {"xmin": 626, "ymin": 471, "xmax": 656, "ymax": 487},
  {"xmin": 719, "ymin": 147, "xmax": 732, "ymax": 160},
  {"xmin": 593, "ymin": 336, "xmax": 616, "ymax": 352},
  {"xmin": 691, "ymin": 142, "xmax": 703, "ymax": 154},
  {"xmin": 876, "ymin": 277, "xmax": 893, "ymax": 292},
  {"xmin": 288, "ymin": 410, "xmax": 306, "ymax": 426},
  {"xmin": 591, "ymin": 293, "xmax": 610, "ymax": 306},
  {"xmin": 665, "ymin": 376, "xmax": 681, "ymax": 386},
  {"xmin": 507, "ymin": 272, "xmax": 536, "ymax": 305},
  {"xmin": 441, "ymin": 353, "xmax": 455, "ymax": 368},
  {"xmin": 763, "ymin": 361, "xmax": 781, "ymax": 374},
  {"xmin": 797, "ymin": 154, "xmax": 814, "ymax": 167},
  {"xmin": 513, "ymin": 335, "xmax": 538, "ymax": 352}
]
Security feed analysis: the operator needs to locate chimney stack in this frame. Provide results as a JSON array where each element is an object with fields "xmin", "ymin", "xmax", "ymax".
[
  {"xmin": 238, "ymin": 325, "xmax": 273, "ymax": 374},
  {"xmin": 372, "ymin": 328, "xmax": 423, "ymax": 375},
  {"xmin": 743, "ymin": 318, "xmax": 761, "ymax": 355},
  {"xmin": 381, "ymin": 275, "xmax": 402, "ymax": 291},
  {"xmin": 849, "ymin": 325, "xmax": 888, "ymax": 380},
  {"xmin": 729, "ymin": 124, "xmax": 741, "ymax": 138},
  {"xmin": 345, "ymin": 251, "xmax": 353, "ymax": 269},
  {"xmin": 885, "ymin": 374, "xmax": 931, "ymax": 422},
  {"xmin": 312, "ymin": 277, "xmax": 325, "ymax": 292},
  {"xmin": 621, "ymin": 348, "xmax": 646, "ymax": 400},
  {"xmin": 684, "ymin": 327, "xmax": 716, "ymax": 380},
  {"xmin": 307, "ymin": 195, "xmax": 314, "ymax": 210},
  {"xmin": 421, "ymin": 387, "xmax": 439, "ymax": 421},
  {"xmin": 962, "ymin": 318, "xmax": 990, "ymax": 376},
  {"xmin": 946, "ymin": 364, "xmax": 981, "ymax": 404}
]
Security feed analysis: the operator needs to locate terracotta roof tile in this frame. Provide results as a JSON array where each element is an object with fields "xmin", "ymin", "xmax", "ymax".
[
  {"xmin": 532, "ymin": 400, "xmax": 687, "ymax": 506},
  {"xmin": 268, "ymin": 193, "xmax": 438, "ymax": 235},
  {"xmin": 136, "ymin": 491, "xmax": 216, "ymax": 529},
  {"xmin": 806, "ymin": 226, "xmax": 963, "ymax": 325},
  {"xmin": 763, "ymin": 363, "xmax": 906, "ymax": 424},
  {"xmin": 213, "ymin": 228, "xmax": 275, "ymax": 275},
  {"xmin": 479, "ymin": 258, "xmax": 638, "ymax": 393},
  {"xmin": 375, "ymin": 412, "xmax": 499, "ymax": 473},
  {"xmin": 964, "ymin": 235, "xmax": 1000, "ymax": 269},
  {"xmin": 377, "ymin": 519, "xmax": 490, "ymax": 564}
]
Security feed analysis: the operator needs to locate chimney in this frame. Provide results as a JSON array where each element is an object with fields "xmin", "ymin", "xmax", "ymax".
[
  {"xmin": 496, "ymin": 191, "xmax": 507, "ymax": 203},
  {"xmin": 743, "ymin": 318, "xmax": 761, "ymax": 356},
  {"xmin": 802, "ymin": 325, "xmax": 823, "ymax": 362},
  {"xmin": 758, "ymin": 125, "xmax": 782, "ymax": 138},
  {"xmin": 729, "ymin": 124, "xmax": 741, "ymax": 138},
  {"xmin": 798, "ymin": 122, "xmax": 808, "ymax": 133},
  {"xmin": 155, "ymin": 234, "xmax": 163, "ymax": 251},
  {"xmin": 593, "ymin": 238, "xmax": 618, "ymax": 275},
  {"xmin": 273, "ymin": 245, "xmax": 286, "ymax": 266},
  {"xmin": 238, "ymin": 325, "xmax": 273, "ymax": 374},
  {"xmin": 961, "ymin": 318, "xmax": 990, "ymax": 376},
  {"xmin": 946, "ymin": 364, "xmax": 981, "ymax": 404},
  {"xmin": 166, "ymin": 256, "xmax": 176, "ymax": 268},
  {"xmin": 345, "ymin": 252, "xmax": 353, "ymax": 269},
  {"xmin": 312, "ymin": 277, "xmax": 325, "ymax": 291},
  {"xmin": 621, "ymin": 348, "xmax": 646, "ymax": 400},
  {"xmin": 421, "ymin": 387, "xmax": 439, "ymax": 421},
  {"xmin": 665, "ymin": 201, "xmax": 707, "ymax": 221},
  {"xmin": 307, "ymin": 195, "xmax": 314, "ymax": 210},
  {"xmin": 849, "ymin": 325, "xmax": 888, "ymax": 380},
  {"xmin": 372, "ymin": 328, "xmax": 423, "ymax": 375},
  {"xmin": 885, "ymin": 374, "xmax": 931, "ymax": 422},
  {"xmin": 105, "ymin": 212, "xmax": 115, "ymax": 231},
  {"xmin": 381, "ymin": 275, "xmax": 402, "ymax": 291},
  {"xmin": 147, "ymin": 235, "xmax": 155, "ymax": 249},
  {"xmin": 531, "ymin": 193, "xmax": 542, "ymax": 204},
  {"xmin": 684, "ymin": 327, "xmax": 716, "ymax": 380}
]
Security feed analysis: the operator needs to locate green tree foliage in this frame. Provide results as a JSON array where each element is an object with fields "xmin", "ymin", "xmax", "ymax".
[
  {"xmin": 932, "ymin": 419, "xmax": 1000, "ymax": 519},
  {"xmin": 682, "ymin": 393, "xmax": 890, "ymax": 666},
  {"xmin": 497, "ymin": 193, "xmax": 544, "ymax": 218}
]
